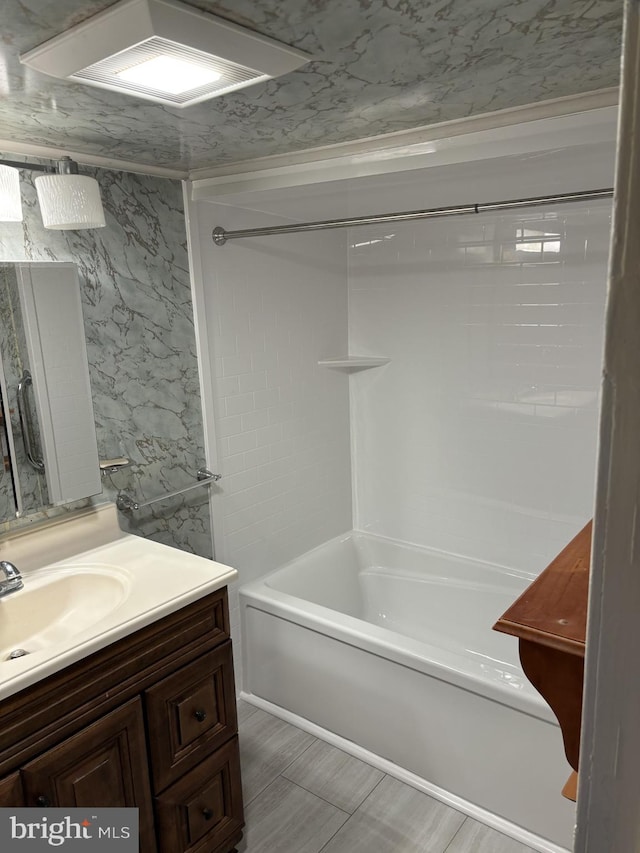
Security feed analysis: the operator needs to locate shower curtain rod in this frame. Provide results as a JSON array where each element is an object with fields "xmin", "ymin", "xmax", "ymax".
[{"xmin": 211, "ymin": 187, "xmax": 613, "ymax": 246}]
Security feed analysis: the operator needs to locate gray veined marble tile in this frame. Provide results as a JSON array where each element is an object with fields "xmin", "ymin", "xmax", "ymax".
[
  {"xmin": 282, "ymin": 739, "xmax": 385, "ymax": 813},
  {"xmin": 237, "ymin": 776, "xmax": 349, "ymax": 853},
  {"xmin": 0, "ymin": 166, "xmax": 212, "ymax": 559},
  {"xmin": 0, "ymin": 0, "xmax": 624, "ymax": 171},
  {"xmin": 443, "ymin": 819, "xmax": 537, "ymax": 853},
  {"xmin": 238, "ymin": 708, "xmax": 317, "ymax": 804},
  {"xmin": 320, "ymin": 775, "xmax": 465, "ymax": 853}
]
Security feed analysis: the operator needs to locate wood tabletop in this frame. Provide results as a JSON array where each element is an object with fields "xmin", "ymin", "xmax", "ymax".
[{"xmin": 493, "ymin": 521, "xmax": 591, "ymax": 656}]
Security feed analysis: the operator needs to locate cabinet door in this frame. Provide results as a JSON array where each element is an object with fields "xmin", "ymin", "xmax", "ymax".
[
  {"xmin": 145, "ymin": 642, "xmax": 237, "ymax": 792},
  {"xmin": 0, "ymin": 771, "xmax": 24, "ymax": 806},
  {"xmin": 154, "ymin": 737, "xmax": 243, "ymax": 853},
  {"xmin": 21, "ymin": 697, "xmax": 156, "ymax": 849}
]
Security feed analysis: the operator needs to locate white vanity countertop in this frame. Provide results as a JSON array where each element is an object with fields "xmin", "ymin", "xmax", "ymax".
[{"xmin": 0, "ymin": 503, "xmax": 237, "ymax": 700}]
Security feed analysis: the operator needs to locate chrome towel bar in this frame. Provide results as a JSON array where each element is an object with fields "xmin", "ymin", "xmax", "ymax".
[{"xmin": 116, "ymin": 468, "xmax": 221, "ymax": 512}]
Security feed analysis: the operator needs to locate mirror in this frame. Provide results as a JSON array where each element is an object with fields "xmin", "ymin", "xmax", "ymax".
[{"xmin": 0, "ymin": 262, "xmax": 101, "ymax": 520}]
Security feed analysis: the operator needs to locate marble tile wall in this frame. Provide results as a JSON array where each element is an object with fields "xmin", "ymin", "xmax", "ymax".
[{"xmin": 0, "ymin": 164, "xmax": 212, "ymax": 558}]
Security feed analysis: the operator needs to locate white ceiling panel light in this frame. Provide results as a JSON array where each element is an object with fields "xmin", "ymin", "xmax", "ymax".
[{"xmin": 19, "ymin": 0, "xmax": 312, "ymax": 108}]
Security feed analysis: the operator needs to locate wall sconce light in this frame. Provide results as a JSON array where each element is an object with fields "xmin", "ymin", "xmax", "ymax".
[
  {"xmin": 0, "ymin": 165, "xmax": 23, "ymax": 221},
  {"xmin": 0, "ymin": 156, "xmax": 106, "ymax": 230}
]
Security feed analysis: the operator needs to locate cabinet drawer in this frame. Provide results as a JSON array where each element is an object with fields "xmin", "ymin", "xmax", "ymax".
[
  {"xmin": 145, "ymin": 642, "xmax": 237, "ymax": 792},
  {"xmin": 154, "ymin": 737, "xmax": 243, "ymax": 853}
]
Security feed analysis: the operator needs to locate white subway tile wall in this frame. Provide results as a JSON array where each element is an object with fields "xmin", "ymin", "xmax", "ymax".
[
  {"xmin": 197, "ymin": 206, "xmax": 353, "ymax": 680},
  {"xmin": 348, "ymin": 200, "xmax": 611, "ymax": 571}
]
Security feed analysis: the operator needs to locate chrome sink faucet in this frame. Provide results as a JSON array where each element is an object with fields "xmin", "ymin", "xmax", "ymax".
[{"xmin": 0, "ymin": 561, "xmax": 23, "ymax": 597}]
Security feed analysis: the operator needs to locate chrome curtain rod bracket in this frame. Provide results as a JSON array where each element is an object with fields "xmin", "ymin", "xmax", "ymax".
[
  {"xmin": 212, "ymin": 227, "xmax": 227, "ymax": 246},
  {"xmin": 211, "ymin": 188, "xmax": 614, "ymax": 245},
  {"xmin": 116, "ymin": 468, "xmax": 221, "ymax": 512}
]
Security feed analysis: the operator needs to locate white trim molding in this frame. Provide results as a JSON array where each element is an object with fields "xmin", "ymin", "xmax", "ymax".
[
  {"xmin": 0, "ymin": 139, "xmax": 187, "ymax": 179},
  {"xmin": 576, "ymin": 2, "xmax": 640, "ymax": 851},
  {"xmin": 190, "ymin": 88, "xmax": 619, "ymax": 198},
  {"xmin": 182, "ymin": 181, "xmax": 222, "ymax": 561}
]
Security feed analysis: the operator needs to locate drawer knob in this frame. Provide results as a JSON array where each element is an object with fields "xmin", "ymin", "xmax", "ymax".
[
  {"xmin": 202, "ymin": 808, "xmax": 214, "ymax": 820},
  {"xmin": 36, "ymin": 795, "xmax": 51, "ymax": 807},
  {"xmin": 194, "ymin": 709, "xmax": 207, "ymax": 722}
]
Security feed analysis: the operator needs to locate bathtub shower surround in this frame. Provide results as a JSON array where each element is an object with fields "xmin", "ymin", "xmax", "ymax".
[
  {"xmin": 197, "ymin": 138, "xmax": 613, "ymax": 586},
  {"xmin": 349, "ymin": 199, "xmax": 610, "ymax": 572},
  {"xmin": 0, "ymin": 165, "xmax": 211, "ymax": 557}
]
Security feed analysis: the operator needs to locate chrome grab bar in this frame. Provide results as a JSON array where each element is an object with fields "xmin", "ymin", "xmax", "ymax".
[
  {"xmin": 116, "ymin": 468, "xmax": 221, "ymax": 512},
  {"xmin": 16, "ymin": 370, "xmax": 44, "ymax": 472}
]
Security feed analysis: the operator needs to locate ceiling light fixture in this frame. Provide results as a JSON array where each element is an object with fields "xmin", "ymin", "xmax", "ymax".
[
  {"xmin": 20, "ymin": 0, "xmax": 311, "ymax": 109},
  {"xmin": 116, "ymin": 55, "xmax": 222, "ymax": 95},
  {"xmin": 0, "ymin": 157, "xmax": 106, "ymax": 230}
]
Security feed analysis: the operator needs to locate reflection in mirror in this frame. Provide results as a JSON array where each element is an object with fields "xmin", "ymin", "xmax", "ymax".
[
  {"xmin": 0, "ymin": 262, "xmax": 48, "ymax": 517},
  {"xmin": 0, "ymin": 376, "xmax": 18, "ymax": 520},
  {"xmin": 0, "ymin": 262, "xmax": 101, "ymax": 521},
  {"xmin": 17, "ymin": 369, "xmax": 45, "ymax": 474}
]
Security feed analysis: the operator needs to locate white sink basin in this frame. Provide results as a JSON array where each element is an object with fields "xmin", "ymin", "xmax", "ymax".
[
  {"xmin": 0, "ymin": 567, "xmax": 129, "ymax": 661},
  {"xmin": 0, "ymin": 503, "xmax": 237, "ymax": 699}
]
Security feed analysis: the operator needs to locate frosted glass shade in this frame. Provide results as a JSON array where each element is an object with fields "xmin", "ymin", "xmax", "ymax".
[
  {"xmin": 35, "ymin": 173, "xmax": 106, "ymax": 230},
  {"xmin": 0, "ymin": 165, "xmax": 23, "ymax": 221}
]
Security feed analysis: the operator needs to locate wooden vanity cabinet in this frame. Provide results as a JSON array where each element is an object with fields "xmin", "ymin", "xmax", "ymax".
[
  {"xmin": 0, "ymin": 770, "xmax": 24, "ymax": 806},
  {"xmin": 21, "ymin": 697, "xmax": 158, "ymax": 846},
  {"xmin": 0, "ymin": 587, "xmax": 244, "ymax": 853}
]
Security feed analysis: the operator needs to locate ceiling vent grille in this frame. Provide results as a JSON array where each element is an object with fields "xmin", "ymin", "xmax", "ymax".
[
  {"xmin": 72, "ymin": 37, "xmax": 266, "ymax": 106},
  {"xmin": 20, "ymin": 0, "xmax": 310, "ymax": 108}
]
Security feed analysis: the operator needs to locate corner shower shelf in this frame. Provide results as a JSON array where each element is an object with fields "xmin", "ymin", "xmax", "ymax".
[{"xmin": 317, "ymin": 357, "xmax": 390, "ymax": 371}]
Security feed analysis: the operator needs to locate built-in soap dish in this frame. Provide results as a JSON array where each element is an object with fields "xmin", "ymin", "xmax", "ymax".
[{"xmin": 100, "ymin": 457, "xmax": 132, "ymax": 476}]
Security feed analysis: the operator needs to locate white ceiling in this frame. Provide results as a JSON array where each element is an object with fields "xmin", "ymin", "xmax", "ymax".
[{"xmin": 0, "ymin": 0, "xmax": 623, "ymax": 173}]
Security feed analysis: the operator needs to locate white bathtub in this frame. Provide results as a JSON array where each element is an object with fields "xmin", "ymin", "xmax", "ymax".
[{"xmin": 240, "ymin": 531, "xmax": 575, "ymax": 852}]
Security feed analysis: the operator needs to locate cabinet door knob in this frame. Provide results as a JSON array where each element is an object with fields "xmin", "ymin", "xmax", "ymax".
[
  {"xmin": 202, "ymin": 807, "xmax": 214, "ymax": 820},
  {"xmin": 194, "ymin": 709, "xmax": 207, "ymax": 722},
  {"xmin": 36, "ymin": 795, "xmax": 51, "ymax": 807}
]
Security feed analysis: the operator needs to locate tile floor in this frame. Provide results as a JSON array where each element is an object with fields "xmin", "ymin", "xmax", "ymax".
[{"xmin": 236, "ymin": 700, "xmax": 537, "ymax": 853}]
